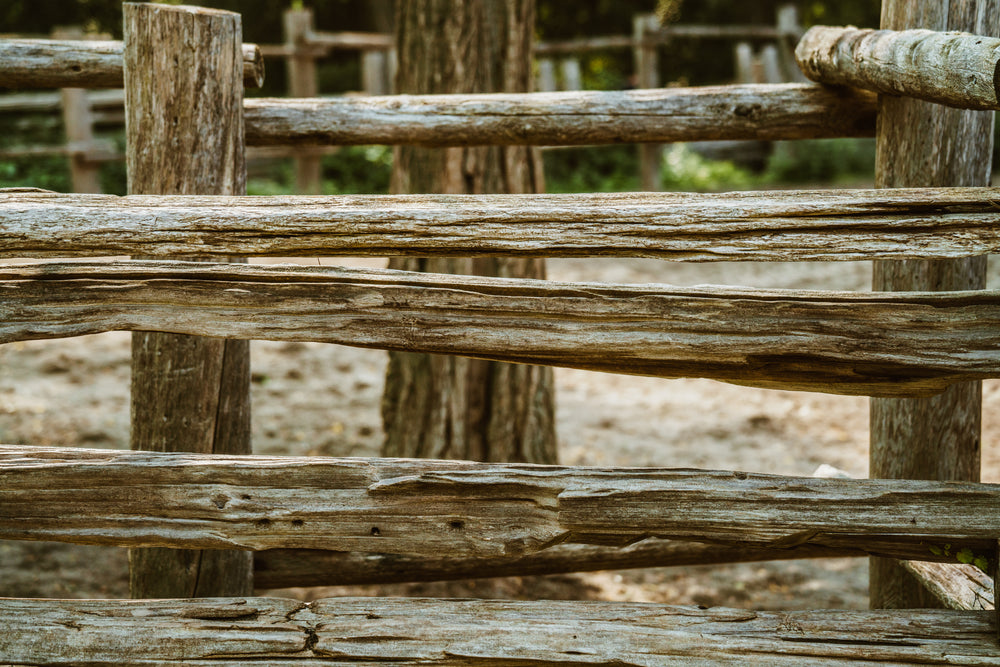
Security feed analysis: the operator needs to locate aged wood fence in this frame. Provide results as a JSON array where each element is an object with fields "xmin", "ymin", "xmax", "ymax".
[{"xmin": 2, "ymin": 2, "xmax": 1000, "ymax": 663}]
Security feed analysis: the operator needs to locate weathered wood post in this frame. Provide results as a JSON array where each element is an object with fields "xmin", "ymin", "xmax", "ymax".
[
  {"xmin": 633, "ymin": 13, "xmax": 661, "ymax": 191},
  {"xmin": 536, "ymin": 58, "xmax": 557, "ymax": 93},
  {"xmin": 361, "ymin": 49, "xmax": 390, "ymax": 96},
  {"xmin": 284, "ymin": 6, "xmax": 322, "ymax": 194},
  {"xmin": 870, "ymin": 0, "xmax": 998, "ymax": 609},
  {"xmin": 560, "ymin": 58, "xmax": 583, "ymax": 91},
  {"xmin": 124, "ymin": 2, "xmax": 252, "ymax": 599},
  {"xmin": 52, "ymin": 27, "xmax": 101, "ymax": 194},
  {"xmin": 734, "ymin": 42, "xmax": 755, "ymax": 84}
]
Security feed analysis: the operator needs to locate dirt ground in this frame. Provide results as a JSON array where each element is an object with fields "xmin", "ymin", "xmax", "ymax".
[{"xmin": 4, "ymin": 255, "xmax": 1000, "ymax": 610}]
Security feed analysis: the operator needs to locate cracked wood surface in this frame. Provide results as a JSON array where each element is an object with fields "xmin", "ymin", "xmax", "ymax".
[
  {"xmin": 0, "ymin": 38, "xmax": 264, "ymax": 89},
  {"xmin": 901, "ymin": 560, "xmax": 995, "ymax": 610},
  {"xmin": 6, "ymin": 187, "xmax": 1000, "ymax": 261},
  {"xmin": 2, "ymin": 445, "xmax": 999, "ymax": 561},
  {"xmin": 243, "ymin": 83, "xmax": 876, "ymax": 147},
  {"xmin": 2, "ymin": 260, "xmax": 1000, "ymax": 397},
  {"xmin": 796, "ymin": 26, "xmax": 1000, "ymax": 110},
  {"xmin": 0, "ymin": 596, "xmax": 997, "ymax": 665}
]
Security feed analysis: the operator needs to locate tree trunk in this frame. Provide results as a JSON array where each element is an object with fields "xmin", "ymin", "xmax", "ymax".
[
  {"xmin": 382, "ymin": 0, "xmax": 556, "ymax": 463},
  {"xmin": 870, "ymin": 0, "xmax": 997, "ymax": 610}
]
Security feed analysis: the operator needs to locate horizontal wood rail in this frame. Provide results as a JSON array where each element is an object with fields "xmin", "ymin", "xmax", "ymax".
[
  {"xmin": 255, "ymin": 541, "xmax": 860, "ymax": 588},
  {"xmin": 0, "ymin": 89, "xmax": 124, "ymax": 114},
  {"xmin": 796, "ymin": 26, "xmax": 1000, "ymax": 110},
  {"xmin": 0, "ymin": 38, "xmax": 265, "ymax": 88},
  {"xmin": 1, "ymin": 597, "xmax": 995, "ymax": 665},
  {"xmin": 9, "ymin": 187, "xmax": 1000, "ymax": 261},
  {"xmin": 244, "ymin": 83, "xmax": 876, "ymax": 146},
  {"xmin": 2, "ymin": 261, "xmax": 1000, "ymax": 397},
  {"xmin": 2, "ymin": 445, "xmax": 1000, "ymax": 562}
]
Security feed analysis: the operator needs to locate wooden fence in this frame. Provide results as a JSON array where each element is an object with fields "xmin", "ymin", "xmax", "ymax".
[{"xmin": 2, "ymin": 2, "xmax": 1000, "ymax": 663}]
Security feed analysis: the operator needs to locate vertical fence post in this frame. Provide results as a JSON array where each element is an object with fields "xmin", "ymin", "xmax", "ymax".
[
  {"xmin": 870, "ymin": 0, "xmax": 998, "ymax": 609},
  {"xmin": 536, "ymin": 58, "xmax": 557, "ymax": 92},
  {"xmin": 124, "ymin": 2, "xmax": 252, "ymax": 599},
  {"xmin": 776, "ymin": 4, "xmax": 807, "ymax": 82},
  {"xmin": 53, "ymin": 26, "xmax": 101, "ymax": 194},
  {"xmin": 362, "ymin": 49, "xmax": 390, "ymax": 96},
  {"xmin": 560, "ymin": 58, "xmax": 582, "ymax": 91},
  {"xmin": 284, "ymin": 6, "xmax": 322, "ymax": 194},
  {"xmin": 733, "ymin": 42, "xmax": 755, "ymax": 84},
  {"xmin": 633, "ymin": 13, "xmax": 661, "ymax": 191}
]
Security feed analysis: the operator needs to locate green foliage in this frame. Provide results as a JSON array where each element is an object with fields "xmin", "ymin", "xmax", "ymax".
[
  {"xmin": 321, "ymin": 145, "xmax": 392, "ymax": 194},
  {"xmin": 544, "ymin": 146, "xmax": 639, "ymax": 193},
  {"xmin": 763, "ymin": 139, "xmax": 876, "ymax": 186},
  {"xmin": 660, "ymin": 145, "xmax": 754, "ymax": 192}
]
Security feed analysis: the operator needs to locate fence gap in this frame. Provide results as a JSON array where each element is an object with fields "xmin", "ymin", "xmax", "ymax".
[{"xmin": 123, "ymin": 1, "xmax": 252, "ymax": 599}]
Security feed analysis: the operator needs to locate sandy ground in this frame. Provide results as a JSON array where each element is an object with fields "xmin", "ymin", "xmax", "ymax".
[{"xmin": 4, "ymin": 255, "xmax": 1000, "ymax": 610}]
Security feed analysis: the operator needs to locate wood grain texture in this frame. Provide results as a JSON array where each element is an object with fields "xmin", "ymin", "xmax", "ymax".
[
  {"xmin": 796, "ymin": 26, "xmax": 1000, "ymax": 110},
  {"xmin": 901, "ymin": 560, "xmax": 995, "ymax": 610},
  {"xmin": 243, "ymin": 83, "xmax": 877, "ymax": 147},
  {"xmin": 123, "ymin": 2, "xmax": 251, "ymax": 600},
  {"xmin": 255, "ymin": 541, "xmax": 860, "ymax": 588},
  {"xmin": 7, "ymin": 187, "xmax": 1000, "ymax": 261},
  {"xmin": 870, "ymin": 0, "xmax": 999, "ymax": 611},
  {"xmin": 383, "ymin": 0, "xmax": 555, "ymax": 464},
  {"xmin": 1, "ymin": 597, "xmax": 996, "ymax": 665},
  {"xmin": 1, "ymin": 445, "xmax": 999, "ymax": 560},
  {"xmin": 0, "ymin": 38, "xmax": 264, "ymax": 89},
  {"xmin": 5, "ymin": 260, "xmax": 1000, "ymax": 397}
]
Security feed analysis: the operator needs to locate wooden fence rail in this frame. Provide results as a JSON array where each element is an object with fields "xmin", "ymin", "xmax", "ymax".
[
  {"xmin": 796, "ymin": 26, "xmax": 1000, "ymax": 110},
  {"xmin": 3, "ymin": 261, "xmax": 1000, "ymax": 397},
  {"xmin": 0, "ymin": 39, "xmax": 265, "ymax": 89},
  {"xmin": 244, "ymin": 83, "xmax": 877, "ymax": 146},
  {"xmin": 3, "ymin": 187, "xmax": 1000, "ymax": 261},
  {"xmin": 2, "ymin": 445, "xmax": 999, "ymax": 563},
  {"xmin": 1, "ymin": 597, "xmax": 995, "ymax": 665}
]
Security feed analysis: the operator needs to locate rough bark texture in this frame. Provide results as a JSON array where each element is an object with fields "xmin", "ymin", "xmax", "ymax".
[
  {"xmin": 796, "ymin": 26, "xmax": 1000, "ymax": 110},
  {"xmin": 7, "ymin": 260, "xmax": 1000, "ymax": 397},
  {"xmin": 870, "ymin": 0, "xmax": 998, "ymax": 611},
  {"xmin": 900, "ymin": 561, "xmax": 994, "ymax": 610},
  {"xmin": 3, "ymin": 445, "xmax": 1000, "ymax": 561},
  {"xmin": 254, "ymin": 541, "xmax": 859, "ymax": 589},
  {"xmin": 244, "ymin": 83, "xmax": 877, "ymax": 147},
  {"xmin": 383, "ymin": 0, "xmax": 555, "ymax": 463},
  {"xmin": 8, "ymin": 187, "xmax": 1000, "ymax": 261},
  {"xmin": 123, "ymin": 2, "xmax": 251, "ymax": 600},
  {"xmin": 0, "ymin": 38, "xmax": 264, "ymax": 89},
  {"xmin": 1, "ymin": 597, "xmax": 997, "ymax": 665}
]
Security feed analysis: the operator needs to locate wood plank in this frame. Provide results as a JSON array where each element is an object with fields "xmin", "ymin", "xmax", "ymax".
[
  {"xmin": 243, "ymin": 83, "xmax": 876, "ymax": 147},
  {"xmin": 1, "ymin": 445, "xmax": 999, "ymax": 561},
  {"xmin": 7, "ymin": 187, "xmax": 1000, "ymax": 261},
  {"xmin": 901, "ymin": 560, "xmax": 994, "ymax": 610},
  {"xmin": 796, "ymin": 26, "xmax": 1000, "ymax": 110},
  {"xmin": 254, "ymin": 541, "xmax": 859, "ymax": 588},
  {"xmin": 123, "ymin": 1, "xmax": 252, "ymax": 600},
  {"xmin": 303, "ymin": 30, "xmax": 394, "ymax": 51},
  {"xmin": 1, "ymin": 597, "xmax": 996, "ymax": 665},
  {"xmin": 0, "ymin": 39, "xmax": 264, "ymax": 89},
  {"xmin": 3, "ymin": 259, "xmax": 1000, "ymax": 397}
]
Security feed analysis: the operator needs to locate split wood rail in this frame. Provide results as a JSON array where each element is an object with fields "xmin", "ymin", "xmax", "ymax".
[{"xmin": 3, "ymin": 3, "xmax": 1000, "ymax": 664}]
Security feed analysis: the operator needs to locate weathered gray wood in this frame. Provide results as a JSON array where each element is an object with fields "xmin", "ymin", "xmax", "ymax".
[
  {"xmin": 0, "ymin": 89, "xmax": 124, "ymax": 114},
  {"xmin": 4, "ymin": 260, "xmax": 1000, "ymax": 397},
  {"xmin": 304, "ymin": 30, "xmax": 394, "ymax": 51},
  {"xmin": 870, "ymin": 0, "xmax": 998, "ymax": 611},
  {"xmin": 124, "ymin": 1, "xmax": 252, "ymax": 600},
  {"xmin": 243, "ymin": 83, "xmax": 877, "ymax": 147},
  {"xmin": 634, "ymin": 14, "xmax": 662, "ymax": 192},
  {"xmin": 255, "ymin": 541, "xmax": 859, "ymax": 588},
  {"xmin": 0, "ymin": 597, "xmax": 995, "ymax": 665},
  {"xmin": 901, "ymin": 560, "xmax": 994, "ymax": 610},
  {"xmin": 796, "ymin": 26, "xmax": 1000, "ymax": 110},
  {"xmin": 1, "ymin": 445, "xmax": 999, "ymax": 561},
  {"xmin": 0, "ymin": 38, "xmax": 264, "ymax": 89},
  {"xmin": 11, "ymin": 187, "xmax": 1000, "ymax": 261}
]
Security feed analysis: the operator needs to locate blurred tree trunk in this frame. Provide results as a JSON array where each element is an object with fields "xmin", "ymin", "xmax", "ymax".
[{"xmin": 382, "ymin": 0, "xmax": 557, "ymax": 464}]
